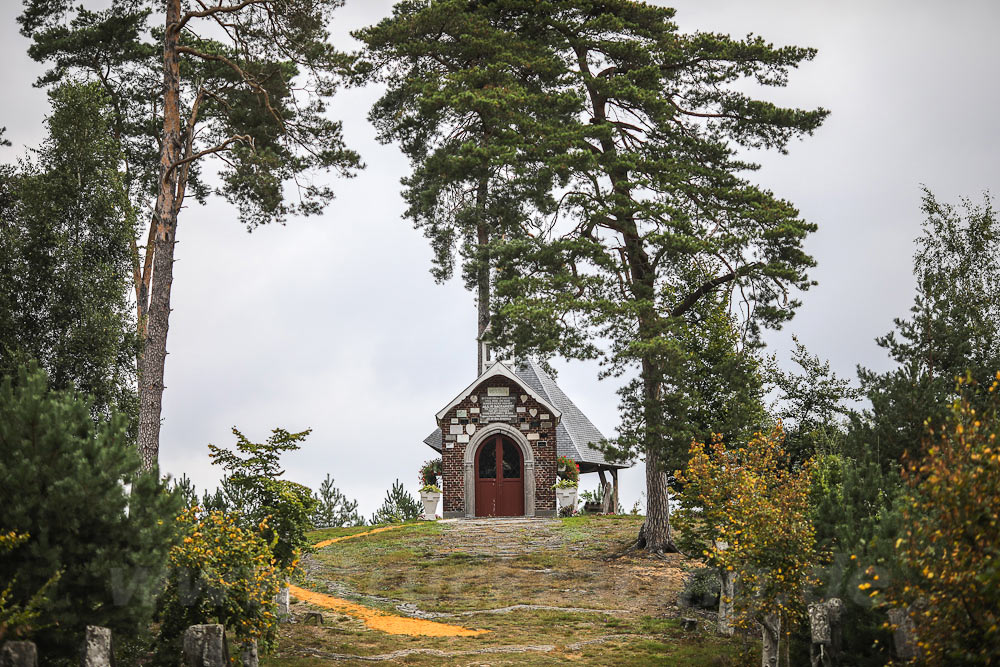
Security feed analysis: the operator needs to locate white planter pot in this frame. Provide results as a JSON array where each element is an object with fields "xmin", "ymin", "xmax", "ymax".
[
  {"xmin": 555, "ymin": 486, "xmax": 578, "ymax": 511},
  {"xmin": 420, "ymin": 491, "xmax": 441, "ymax": 520}
]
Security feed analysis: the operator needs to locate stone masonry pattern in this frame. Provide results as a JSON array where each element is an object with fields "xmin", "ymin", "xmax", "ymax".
[{"xmin": 439, "ymin": 375, "xmax": 556, "ymax": 514}]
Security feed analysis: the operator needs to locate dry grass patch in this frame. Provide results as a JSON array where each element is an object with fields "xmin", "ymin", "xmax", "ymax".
[{"xmin": 270, "ymin": 516, "xmax": 741, "ymax": 665}]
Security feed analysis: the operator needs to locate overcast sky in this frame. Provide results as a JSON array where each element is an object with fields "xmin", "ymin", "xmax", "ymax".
[{"xmin": 2, "ymin": 1, "xmax": 999, "ymax": 517}]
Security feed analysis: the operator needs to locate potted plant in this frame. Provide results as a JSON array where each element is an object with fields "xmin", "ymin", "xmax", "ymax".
[
  {"xmin": 553, "ymin": 478, "xmax": 579, "ymax": 511},
  {"xmin": 553, "ymin": 456, "xmax": 580, "ymax": 512},
  {"xmin": 418, "ymin": 459, "xmax": 443, "ymax": 520},
  {"xmin": 419, "ymin": 483, "xmax": 442, "ymax": 519}
]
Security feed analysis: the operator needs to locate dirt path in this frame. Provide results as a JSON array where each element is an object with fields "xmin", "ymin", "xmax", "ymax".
[
  {"xmin": 295, "ymin": 524, "xmax": 488, "ymax": 637},
  {"xmin": 287, "ymin": 584, "xmax": 487, "ymax": 637},
  {"xmin": 436, "ymin": 518, "xmax": 570, "ymax": 557},
  {"xmin": 312, "ymin": 524, "xmax": 407, "ymax": 549}
]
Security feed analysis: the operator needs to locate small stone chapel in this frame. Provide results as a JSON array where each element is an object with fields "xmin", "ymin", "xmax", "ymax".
[{"xmin": 423, "ymin": 358, "xmax": 627, "ymax": 518}]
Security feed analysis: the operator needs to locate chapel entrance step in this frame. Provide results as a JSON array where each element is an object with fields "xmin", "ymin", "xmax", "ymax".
[{"xmin": 438, "ymin": 517, "xmax": 569, "ymax": 557}]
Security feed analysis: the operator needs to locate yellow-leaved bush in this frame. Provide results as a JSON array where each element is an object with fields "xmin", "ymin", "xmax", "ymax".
[
  {"xmin": 0, "ymin": 531, "xmax": 59, "ymax": 642},
  {"xmin": 885, "ymin": 374, "xmax": 1000, "ymax": 664},
  {"xmin": 155, "ymin": 508, "xmax": 295, "ymax": 655},
  {"xmin": 674, "ymin": 424, "xmax": 817, "ymax": 636}
]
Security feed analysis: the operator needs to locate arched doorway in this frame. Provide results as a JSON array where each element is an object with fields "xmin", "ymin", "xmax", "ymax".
[{"xmin": 474, "ymin": 434, "xmax": 525, "ymax": 517}]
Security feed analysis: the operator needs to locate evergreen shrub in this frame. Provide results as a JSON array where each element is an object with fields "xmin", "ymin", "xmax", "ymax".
[{"xmin": 0, "ymin": 364, "xmax": 181, "ymax": 662}]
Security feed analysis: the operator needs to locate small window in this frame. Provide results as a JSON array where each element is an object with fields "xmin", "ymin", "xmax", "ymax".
[
  {"xmin": 478, "ymin": 444, "xmax": 496, "ymax": 479},
  {"xmin": 502, "ymin": 440, "xmax": 521, "ymax": 479}
]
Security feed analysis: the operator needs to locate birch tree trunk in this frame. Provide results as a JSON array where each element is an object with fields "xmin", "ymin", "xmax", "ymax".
[
  {"xmin": 137, "ymin": 0, "xmax": 182, "ymax": 470},
  {"xmin": 761, "ymin": 613, "xmax": 781, "ymax": 667},
  {"xmin": 718, "ymin": 569, "xmax": 735, "ymax": 636},
  {"xmin": 716, "ymin": 540, "xmax": 735, "ymax": 636}
]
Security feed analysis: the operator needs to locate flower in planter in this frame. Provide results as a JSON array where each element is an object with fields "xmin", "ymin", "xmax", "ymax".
[
  {"xmin": 419, "ymin": 484, "xmax": 442, "ymax": 494},
  {"xmin": 419, "ymin": 458, "xmax": 442, "ymax": 487},
  {"xmin": 553, "ymin": 478, "xmax": 579, "ymax": 489},
  {"xmin": 556, "ymin": 456, "xmax": 579, "ymax": 482}
]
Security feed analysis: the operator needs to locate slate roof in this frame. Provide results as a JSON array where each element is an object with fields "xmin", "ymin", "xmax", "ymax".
[{"xmin": 422, "ymin": 359, "xmax": 626, "ymax": 470}]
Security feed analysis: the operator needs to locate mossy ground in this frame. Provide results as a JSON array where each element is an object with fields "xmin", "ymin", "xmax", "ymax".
[{"xmin": 263, "ymin": 516, "xmax": 753, "ymax": 665}]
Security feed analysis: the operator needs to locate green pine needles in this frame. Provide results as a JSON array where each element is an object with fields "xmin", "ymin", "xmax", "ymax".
[
  {"xmin": 371, "ymin": 480, "xmax": 423, "ymax": 525},
  {"xmin": 0, "ymin": 364, "xmax": 182, "ymax": 661}
]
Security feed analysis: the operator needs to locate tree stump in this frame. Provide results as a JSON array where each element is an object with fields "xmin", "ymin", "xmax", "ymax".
[
  {"xmin": 81, "ymin": 626, "xmax": 114, "ymax": 667},
  {"xmin": 0, "ymin": 642, "xmax": 37, "ymax": 667},
  {"xmin": 183, "ymin": 624, "xmax": 229, "ymax": 667},
  {"xmin": 303, "ymin": 612, "xmax": 324, "ymax": 626}
]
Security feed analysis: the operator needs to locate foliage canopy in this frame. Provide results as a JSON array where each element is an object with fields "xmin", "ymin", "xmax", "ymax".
[
  {"xmin": 209, "ymin": 427, "xmax": 318, "ymax": 571},
  {"xmin": 0, "ymin": 82, "xmax": 137, "ymax": 422}
]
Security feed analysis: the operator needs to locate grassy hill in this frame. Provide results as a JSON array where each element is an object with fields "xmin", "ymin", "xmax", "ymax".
[{"xmin": 263, "ymin": 515, "xmax": 749, "ymax": 665}]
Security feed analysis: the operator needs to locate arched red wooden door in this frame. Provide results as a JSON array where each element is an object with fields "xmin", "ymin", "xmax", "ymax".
[{"xmin": 474, "ymin": 435, "xmax": 525, "ymax": 517}]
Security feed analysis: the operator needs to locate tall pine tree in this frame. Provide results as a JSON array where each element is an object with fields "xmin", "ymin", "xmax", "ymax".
[
  {"xmin": 356, "ymin": 0, "xmax": 580, "ymax": 372},
  {"xmin": 487, "ymin": 1, "xmax": 827, "ymax": 551},
  {"xmin": 19, "ymin": 0, "xmax": 362, "ymax": 468}
]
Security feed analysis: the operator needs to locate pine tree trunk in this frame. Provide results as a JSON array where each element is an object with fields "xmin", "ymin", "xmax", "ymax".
[
  {"xmin": 475, "ymin": 176, "xmax": 490, "ymax": 375},
  {"xmin": 137, "ymin": 0, "xmax": 182, "ymax": 470},
  {"xmin": 638, "ymin": 444, "xmax": 676, "ymax": 552},
  {"xmin": 636, "ymin": 348, "xmax": 676, "ymax": 553}
]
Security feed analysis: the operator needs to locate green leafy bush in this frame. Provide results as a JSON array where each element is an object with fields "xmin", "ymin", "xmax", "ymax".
[
  {"xmin": 884, "ymin": 377, "xmax": 1000, "ymax": 664},
  {"xmin": 674, "ymin": 426, "xmax": 817, "ymax": 657},
  {"xmin": 208, "ymin": 427, "xmax": 318, "ymax": 570},
  {"xmin": 680, "ymin": 567, "xmax": 721, "ymax": 610},
  {"xmin": 0, "ymin": 364, "xmax": 181, "ymax": 660}
]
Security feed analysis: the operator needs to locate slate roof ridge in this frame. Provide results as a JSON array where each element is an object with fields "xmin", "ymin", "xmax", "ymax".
[{"xmin": 513, "ymin": 359, "xmax": 622, "ymax": 468}]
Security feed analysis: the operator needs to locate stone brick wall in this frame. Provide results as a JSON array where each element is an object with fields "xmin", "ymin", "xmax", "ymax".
[{"xmin": 438, "ymin": 374, "xmax": 557, "ymax": 516}]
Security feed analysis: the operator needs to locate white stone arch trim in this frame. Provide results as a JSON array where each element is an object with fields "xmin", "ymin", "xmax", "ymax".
[{"xmin": 463, "ymin": 423, "xmax": 536, "ymax": 518}]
